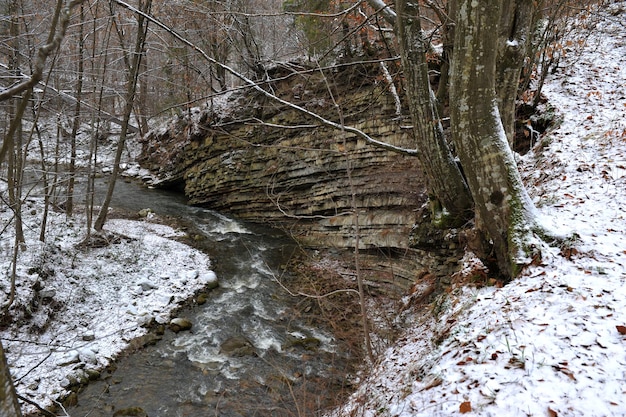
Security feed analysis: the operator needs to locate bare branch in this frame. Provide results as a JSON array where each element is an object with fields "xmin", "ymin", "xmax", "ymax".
[
  {"xmin": 0, "ymin": 63, "xmax": 137, "ymax": 132},
  {"xmin": 16, "ymin": 395, "xmax": 56, "ymax": 417},
  {"xmin": 423, "ymin": 0, "xmax": 450, "ymax": 25},
  {"xmin": 379, "ymin": 62, "xmax": 402, "ymax": 116},
  {"xmin": 152, "ymin": 56, "xmax": 402, "ymax": 117},
  {"xmin": 111, "ymin": 0, "xmax": 417, "ymax": 157},
  {"xmin": 248, "ymin": 118, "xmax": 320, "ymax": 130},
  {"xmin": 365, "ymin": 0, "xmax": 397, "ymax": 25},
  {"xmin": 270, "ymin": 266, "xmax": 360, "ymax": 299},
  {"xmin": 0, "ymin": 0, "xmax": 86, "ymax": 102},
  {"xmin": 215, "ymin": 1, "xmax": 364, "ymax": 18}
]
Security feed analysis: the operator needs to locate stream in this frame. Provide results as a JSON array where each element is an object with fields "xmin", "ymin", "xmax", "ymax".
[{"xmin": 65, "ymin": 178, "xmax": 354, "ymax": 417}]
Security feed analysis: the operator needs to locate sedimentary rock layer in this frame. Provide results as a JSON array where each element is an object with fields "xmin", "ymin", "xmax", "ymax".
[{"xmin": 138, "ymin": 61, "xmax": 426, "ymax": 250}]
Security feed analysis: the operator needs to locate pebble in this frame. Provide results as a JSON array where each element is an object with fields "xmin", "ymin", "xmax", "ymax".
[
  {"xmin": 138, "ymin": 279, "xmax": 158, "ymax": 291},
  {"xmin": 39, "ymin": 288, "xmax": 56, "ymax": 299},
  {"xmin": 78, "ymin": 347, "xmax": 98, "ymax": 365},
  {"xmin": 200, "ymin": 271, "xmax": 219, "ymax": 289},
  {"xmin": 82, "ymin": 331, "xmax": 96, "ymax": 341},
  {"xmin": 57, "ymin": 350, "xmax": 80, "ymax": 366}
]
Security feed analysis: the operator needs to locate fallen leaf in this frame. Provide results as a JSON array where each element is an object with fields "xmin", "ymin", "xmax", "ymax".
[
  {"xmin": 457, "ymin": 357, "xmax": 474, "ymax": 366},
  {"xmin": 561, "ymin": 368, "xmax": 576, "ymax": 381},
  {"xmin": 616, "ymin": 325, "xmax": 626, "ymax": 335},
  {"xmin": 460, "ymin": 401, "xmax": 472, "ymax": 413},
  {"xmin": 548, "ymin": 407, "xmax": 558, "ymax": 417}
]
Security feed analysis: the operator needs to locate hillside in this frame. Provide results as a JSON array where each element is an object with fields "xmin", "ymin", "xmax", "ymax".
[{"xmin": 330, "ymin": 3, "xmax": 626, "ymax": 416}]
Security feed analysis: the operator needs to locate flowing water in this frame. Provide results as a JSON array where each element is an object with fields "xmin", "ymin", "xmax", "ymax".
[{"xmin": 66, "ymin": 178, "xmax": 354, "ymax": 417}]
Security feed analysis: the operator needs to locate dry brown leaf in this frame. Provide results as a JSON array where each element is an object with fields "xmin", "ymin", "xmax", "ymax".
[
  {"xmin": 460, "ymin": 401, "xmax": 472, "ymax": 413},
  {"xmin": 616, "ymin": 325, "xmax": 626, "ymax": 335},
  {"xmin": 548, "ymin": 407, "xmax": 558, "ymax": 417}
]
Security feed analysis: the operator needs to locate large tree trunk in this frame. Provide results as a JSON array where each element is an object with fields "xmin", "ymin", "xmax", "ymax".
[
  {"xmin": 395, "ymin": 0, "xmax": 473, "ymax": 226},
  {"xmin": 450, "ymin": 0, "xmax": 539, "ymax": 279},
  {"xmin": 496, "ymin": 0, "xmax": 536, "ymax": 146}
]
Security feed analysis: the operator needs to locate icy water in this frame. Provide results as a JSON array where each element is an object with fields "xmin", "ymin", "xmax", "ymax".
[{"xmin": 67, "ymin": 179, "xmax": 353, "ymax": 417}]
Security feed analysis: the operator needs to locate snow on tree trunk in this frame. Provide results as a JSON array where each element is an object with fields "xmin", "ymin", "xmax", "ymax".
[
  {"xmin": 396, "ymin": 0, "xmax": 473, "ymax": 226},
  {"xmin": 450, "ymin": 0, "xmax": 539, "ymax": 278}
]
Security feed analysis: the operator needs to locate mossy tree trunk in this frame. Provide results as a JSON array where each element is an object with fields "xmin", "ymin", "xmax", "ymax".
[
  {"xmin": 450, "ymin": 0, "xmax": 540, "ymax": 279},
  {"xmin": 395, "ymin": 0, "xmax": 473, "ymax": 227}
]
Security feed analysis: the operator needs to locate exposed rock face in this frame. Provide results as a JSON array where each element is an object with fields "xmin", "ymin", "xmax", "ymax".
[{"xmin": 138, "ymin": 62, "xmax": 426, "ymax": 250}]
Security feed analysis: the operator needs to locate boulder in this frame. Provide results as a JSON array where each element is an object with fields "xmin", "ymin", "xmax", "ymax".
[
  {"xmin": 169, "ymin": 317, "xmax": 192, "ymax": 333},
  {"xmin": 219, "ymin": 335, "xmax": 256, "ymax": 357}
]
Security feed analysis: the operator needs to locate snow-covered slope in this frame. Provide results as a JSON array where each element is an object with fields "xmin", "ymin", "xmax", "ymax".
[{"xmin": 331, "ymin": 4, "xmax": 626, "ymax": 417}]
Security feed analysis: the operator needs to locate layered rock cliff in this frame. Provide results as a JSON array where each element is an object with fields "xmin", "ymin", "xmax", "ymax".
[{"xmin": 138, "ymin": 61, "xmax": 427, "ymax": 253}]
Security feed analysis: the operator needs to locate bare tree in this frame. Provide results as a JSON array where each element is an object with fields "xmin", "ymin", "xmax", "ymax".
[
  {"xmin": 0, "ymin": 0, "xmax": 85, "ymax": 412},
  {"xmin": 395, "ymin": 0, "xmax": 472, "ymax": 227},
  {"xmin": 94, "ymin": 0, "xmax": 151, "ymax": 231},
  {"xmin": 364, "ymin": 0, "xmax": 549, "ymax": 278},
  {"xmin": 449, "ymin": 0, "xmax": 542, "ymax": 277},
  {"xmin": 65, "ymin": 2, "xmax": 85, "ymax": 216}
]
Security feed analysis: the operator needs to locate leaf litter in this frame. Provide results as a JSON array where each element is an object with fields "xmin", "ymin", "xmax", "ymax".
[
  {"xmin": 0, "ymin": 3, "xmax": 625, "ymax": 417},
  {"xmin": 329, "ymin": 3, "xmax": 626, "ymax": 417}
]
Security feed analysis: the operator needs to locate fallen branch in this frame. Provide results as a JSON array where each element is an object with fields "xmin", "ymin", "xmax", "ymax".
[{"xmin": 16, "ymin": 394, "xmax": 57, "ymax": 417}]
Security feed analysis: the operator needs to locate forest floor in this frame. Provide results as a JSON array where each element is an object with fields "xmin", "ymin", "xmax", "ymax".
[
  {"xmin": 330, "ymin": 3, "xmax": 626, "ymax": 417},
  {"xmin": 1, "ymin": 2, "xmax": 625, "ymax": 417}
]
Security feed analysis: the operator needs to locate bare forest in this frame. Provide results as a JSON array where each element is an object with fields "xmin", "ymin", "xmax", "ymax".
[{"xmin": 0, "ymin": 0, "xmax": 619, "ymax": 416}]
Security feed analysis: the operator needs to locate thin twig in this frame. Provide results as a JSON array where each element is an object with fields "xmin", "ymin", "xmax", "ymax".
[
  {"xmin": 16, "ymin": 394, "xmax": 57, "ymax": 417},
  {"xmin": 111, "ymin": 0, "xmax": 417, "ymax": 157}
]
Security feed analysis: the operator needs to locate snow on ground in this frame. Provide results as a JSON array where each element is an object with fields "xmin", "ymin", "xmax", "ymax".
[
  {"xmin": 2, "ymin": 3, "xmax": 626, "ymax": 417},
  {"xmin": 331, "ymin": 4, "xmax": 626, "ymax": 417},
  {"xmin": 0, "ymin": 205, "xmax": 216, "ymax": 414}
]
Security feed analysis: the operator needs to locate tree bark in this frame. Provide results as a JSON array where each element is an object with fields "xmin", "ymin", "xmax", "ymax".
[
  {"xmin": 434, "ymin": 0, "xmax": 457, "ymax": 115},
  {"xmin": 496, "ymin": 0, "xmax": 535, "ymax": 146},
  {"xmin": 450, "ymin": 0, "xmax": 539, "ymax": 278},
  {"xmin": 395, "ymin": 0, "xmax": 473, "ymax": 226},
  {"xmin": 0, "ymin": 341, "xmax": 22, "ymax": 417}
]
